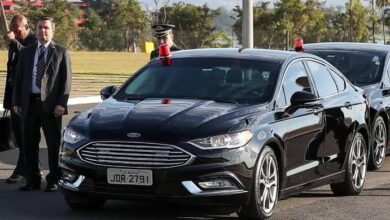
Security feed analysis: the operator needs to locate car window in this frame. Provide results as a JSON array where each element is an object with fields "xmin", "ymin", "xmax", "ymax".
[
  {"xmin": 307, "ymin": 61, "xmax": 338, "ymax": 97},
  {"xmin": 329, "ymin": 69, "xmax": 346, "ymax": 92},
  {"xmin": 118, "ymin": 58, "xmax": 282, "ymax": 104},
  {"xmin": 277, "ymin": 61, "xmax": 312, "ymax": 107},
  {"xmin": 307, "ymin": 50, "xmax": 386, "ymax": 86}
]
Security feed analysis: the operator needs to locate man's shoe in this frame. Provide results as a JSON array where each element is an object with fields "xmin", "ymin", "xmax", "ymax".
[
  {"xmin": 45, "ymin": 183, "xmax": 58, "ymax": 192},
  {"xmin": 6, "ymin": 173, "xmax": 25, "ymax": 184},
  {"xmin": 19, "ymin": 182, "xmax": 41, "ymax": 191}
]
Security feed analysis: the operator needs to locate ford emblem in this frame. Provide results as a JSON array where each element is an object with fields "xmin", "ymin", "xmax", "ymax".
[{"xmin": 127, "ymin": 133, "xmax": 141, "ymax": 138}]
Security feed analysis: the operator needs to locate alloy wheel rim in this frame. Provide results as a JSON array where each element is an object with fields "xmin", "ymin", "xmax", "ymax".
[
  {"xmin": 258, "ymin": 154, "xmax": 278, "ymax": 214},
  {"xmin": 373, "ymin": 120, "xmax": 386, "ymax": 166},
  {"xmin": 350, "ymin": 136, "xmax": 367, "ymax": 189}
]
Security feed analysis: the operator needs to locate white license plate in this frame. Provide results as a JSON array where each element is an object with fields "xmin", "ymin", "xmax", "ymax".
[{"xmin": 107, "ymin": 168, "xmax": 153, "ymax": 186}]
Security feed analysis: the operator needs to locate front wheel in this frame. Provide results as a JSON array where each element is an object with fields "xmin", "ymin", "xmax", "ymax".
[
  {"xmin": 368, "ymin": 116, "xmax": 387, "ymax": 170},
  {"xmin": 331, "ymin": 132, "xmax": 367, "ymax": 196},
  {"xmin": 238, "ymin": 146, "xmax": 279, "ymax": 219}
]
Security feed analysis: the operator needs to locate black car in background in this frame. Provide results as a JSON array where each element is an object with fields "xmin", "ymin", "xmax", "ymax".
[
  {"xmin": 59, "ymin": 48, "xmax": 369, "ymax": 219},
  {"xmin": 306, "ymin": 43, "xmax": 390, "ymax": 170}
]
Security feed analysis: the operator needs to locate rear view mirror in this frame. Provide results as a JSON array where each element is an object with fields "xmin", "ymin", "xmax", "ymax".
[
  {"xmin": 290, "ymin": 91, "xmax": 318, "ymax": 106},
  {"xmin": 100, "ymin": 85, "xmax": 117, "ymax": 100}
]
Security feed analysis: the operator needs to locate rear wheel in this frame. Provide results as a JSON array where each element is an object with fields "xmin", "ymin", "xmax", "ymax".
[
  {"xmin": 368, "ymin": 116, "xmax": 387, "ymax": 170},
  {"xmin": 331, "ymin": 132, "xmax": 367, "ymax": 196},
  {"xmin": 63, "ymin": 190, "xmax": 106, "ymax": 210},
  {"xmin": 238, "ymin": 146, "xmax": 279, "ymax": 219}
]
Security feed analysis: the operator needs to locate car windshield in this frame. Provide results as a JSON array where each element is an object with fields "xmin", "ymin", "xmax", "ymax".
[
  {"xmin": 307, "ymin": 50, "xmax": 386, "ymax": 86},
  {"xmin": 115, "ymin": 58, "xmax": 281, "ymax": 104}
]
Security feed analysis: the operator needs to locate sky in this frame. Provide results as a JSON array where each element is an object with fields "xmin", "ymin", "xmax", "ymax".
[{"xmin": 140, "ymin": 0, "xmax": 360, "ymax": 10}]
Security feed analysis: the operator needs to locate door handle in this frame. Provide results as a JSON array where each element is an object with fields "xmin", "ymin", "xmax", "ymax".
[
  {"xmin": 313, "ymin": 106, "xmax": 323, "ymax": 115},
  {"xmin": 344, "ymin": 102, "xmax": 352, "ymax": 109}
]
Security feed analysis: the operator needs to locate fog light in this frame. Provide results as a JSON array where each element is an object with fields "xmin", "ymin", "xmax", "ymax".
[
  {"xmin": 62, "ymin": 170, "xmax": 78, "ymax": 183},
  {"xmin": 198, "ymin": 178, "xmax": 236, "ymax": 189}
]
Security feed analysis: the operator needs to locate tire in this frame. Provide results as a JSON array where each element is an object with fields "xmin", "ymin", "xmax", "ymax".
[
  {"xmin": 368, "ymin": 116, "xmax": 387, "ymax": 170},
  {"xmin": 331, "ymin": 132, "xmax": 367, "ymax": 196},
  {"xmin": 238, "ymin": 146, "xmax": 279, "ymax": 219},
  {"xmin": 63, "ymin": 190, "xmax": 106, "ymax": 210}
]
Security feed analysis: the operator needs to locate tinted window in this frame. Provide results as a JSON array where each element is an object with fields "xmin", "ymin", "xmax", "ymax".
[
  {"xmin": 117, "ymin": 58, "xmax": 281, "ymax": 104},
  {"xmin": 307, "ymin": 50, "xmax": 386, "ymax": 86},
  {"xmin": 277, "ymin": 61, "xmax": 312, "ymax": 107},
  {"xmin": 329, "ymin": 69, "xmax": 346, "ymax": 92},
  {"xmin": 307, "ymin": 61, "xmax": 338, "ymax": 97}
]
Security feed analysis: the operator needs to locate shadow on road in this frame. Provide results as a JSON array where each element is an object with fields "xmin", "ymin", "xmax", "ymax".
[{"xmin": 0, "ymin": 180, "xmax": 239, "ymax": 220}]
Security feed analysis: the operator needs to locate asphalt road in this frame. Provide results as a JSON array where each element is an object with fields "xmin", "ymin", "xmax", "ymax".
[{"xmin": 0, "ymin": 103, "xmax": 390, "ymax": 220}]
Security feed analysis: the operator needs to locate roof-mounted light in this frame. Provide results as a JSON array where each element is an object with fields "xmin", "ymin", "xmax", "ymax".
[
  {"xmin": 159, "ymin": 44, "xmax": 172, "ymax": 66},
  {"xmin": 294, "ymin": 38, "xmax": 304, "ymax": 52},
  {"xmin": 161, "ymin": 98, "xmax": 172, "ymax": 104}
]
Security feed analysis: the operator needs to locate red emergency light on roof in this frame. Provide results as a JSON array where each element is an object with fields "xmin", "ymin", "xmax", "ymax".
[
  {"xmin": 294, "ymin": 38, "xmax": 304, "ymax": 52},
  {"xmin": 161, "ymin": 98, "xmax": 172, "ymax": 104},
  {"xmin": 159, "ymin": 44, "xmax": 172, "ymax": 66}
]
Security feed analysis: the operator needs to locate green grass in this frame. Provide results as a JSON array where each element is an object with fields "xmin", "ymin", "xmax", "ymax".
[
  {"xmin": 0, "ymin": 51, "xmax": 150, "ymax": 74},
  {"xmin": 0, "ymin": 51, "xmax": 150, "ymax": 100}
]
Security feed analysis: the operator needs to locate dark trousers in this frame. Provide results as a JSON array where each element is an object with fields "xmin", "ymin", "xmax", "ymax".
[
  {"xmin": 10, "ymin": 109, "xmax": 28, "ymax": 175},
  {"xmin": 23, "ymin": 95, "xmax": 62, "ymax": 184}
]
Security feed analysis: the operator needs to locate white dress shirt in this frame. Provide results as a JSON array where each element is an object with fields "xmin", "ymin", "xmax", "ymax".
[{"xmin": 31, "ymin": 41, "xmax": 50, "ymax": 94}]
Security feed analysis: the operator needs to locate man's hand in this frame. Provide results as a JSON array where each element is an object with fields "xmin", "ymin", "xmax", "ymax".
[
  {"xmin": 13, "ymin": 106, "xmax": 22, "ymax": 116},
  {"xmin": 4, "ymin": 31, "xmax": 15, "ymax": 42},
  {"xmin": 54, "ymin": 105, "xmax": 65, "ymax": 118}
]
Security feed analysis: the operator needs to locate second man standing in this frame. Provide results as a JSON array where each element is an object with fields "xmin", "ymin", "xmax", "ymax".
[{"xmin": 13, "ymin": 16, "xmax": 72, "ymax": 192}]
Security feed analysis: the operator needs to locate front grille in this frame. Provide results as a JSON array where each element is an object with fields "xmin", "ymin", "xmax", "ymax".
[{"xmin": 77, "ymin": 142, "xmax": 194, "ymax": 168}]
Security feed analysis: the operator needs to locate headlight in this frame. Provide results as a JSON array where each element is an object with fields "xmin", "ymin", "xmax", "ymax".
[
  {"xmin": 63, "ymin": 127, "xmax": 85, "ymax": 144},
  {"xmin": 189, "ymin": 130, "xmax": 253, "ymax": 149}
]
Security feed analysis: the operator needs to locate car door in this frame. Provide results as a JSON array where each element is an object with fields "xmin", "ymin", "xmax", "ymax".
[
  {"xmin": 273, "ymin": 60, "xmax": 326, "ymax": 188},
  {"xmin": 382, "ymin": 59, "xmax": 390, "ymax": 154},
  {"xmin": 305, "ymin": 60, "xmax": 354, "ymax": 176}
]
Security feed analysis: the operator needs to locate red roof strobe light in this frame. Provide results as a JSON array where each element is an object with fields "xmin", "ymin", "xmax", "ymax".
[
  {"xmin": 161, "ymin": 98, "xmax": 172, "ymax": 104},
  {"xmin": 294, "ymin": 38, "xmax": 304, "ymax": 52},
  {"xmin": 159, "ymin": 44, "xmax": 172, "ymax": 66}
]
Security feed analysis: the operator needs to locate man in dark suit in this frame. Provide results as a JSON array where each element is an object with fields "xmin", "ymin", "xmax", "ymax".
[
  {"xmin": 3, "ymin": 15, "xmax": 37, "ymax": 183},
  {"xmin": 150, "ymin": 24, "xmax": 182, "ymax": 60},
  {"xmin": 13, "ymin": 16, "xmax": 72, "ymax": 192}
]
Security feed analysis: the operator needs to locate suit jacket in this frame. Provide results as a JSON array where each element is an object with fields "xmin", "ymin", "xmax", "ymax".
[
  {"xmin": 12, "ymin": 41, "xmax": 72, "ymax": 117},
  {"xmin": 3, "ymin": 32, "xmax": 37, "ymax": 109}
]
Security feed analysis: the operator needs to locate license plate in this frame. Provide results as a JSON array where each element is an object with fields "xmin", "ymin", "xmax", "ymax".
[{"xmin": 107, "ymin": 168, "xmax": 153, "ymax": 186}]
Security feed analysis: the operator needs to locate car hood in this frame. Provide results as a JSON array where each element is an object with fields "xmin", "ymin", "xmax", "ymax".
[{"xmin": 69, "ymin": 98, "xmax": 267, "ymax": 142}]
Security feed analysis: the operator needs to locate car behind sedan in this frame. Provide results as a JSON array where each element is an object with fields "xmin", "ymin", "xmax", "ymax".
[
  {"xmin": 305, "ymin": 43, "xmax": 390, "ymax": 170},
  {"xmin": 59, "ymin": 48, "xmax": 369, "ymax": 219}
]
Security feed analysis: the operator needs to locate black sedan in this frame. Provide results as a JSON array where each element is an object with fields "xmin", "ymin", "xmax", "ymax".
[
  {"xmin": 59, "ymin": 48, "xmax": 369, "ymax": 219},
  {"xmin": 305, "ymin": 43, "xmax": 390, "ymax": 170}
]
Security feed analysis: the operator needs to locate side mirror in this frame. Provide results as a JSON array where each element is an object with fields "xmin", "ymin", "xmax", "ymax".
[
  {"xmin": 290, "ymin": 91, "xmax": 318, "ymax": 106},
  {"xmin": 100, "ymin": 85, "xmax": 117, "ymax": 100}
]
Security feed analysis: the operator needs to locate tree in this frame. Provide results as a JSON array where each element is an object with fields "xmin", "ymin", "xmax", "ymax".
[
  {"xmin": 155, "ymin": 3, "xmax": 220, "ymax": 48},
  {"xmin": 272, "ymin": 0, "xmax": 326, "ymax": 49},
  {"xmin": 79, "ymin": 8, "xmax": 122, "ymax": 51},
  {"xmin": 109, "ymin": 0, "xmax": 149, "ymax": 51},
  {"xmin": 376, "ymin": 0, "xmax": 390, "ymax": 43},
  {"xmin": 346, "ymin": 0, "xmax": 369, "ymax": 42},
  {"xmin": 208, "ymin": 31, "xmax": 233, "ymax": 48},
  {"xmin": 19, "ymin": 0, "xmax": 79, "ymax": 46},
  {"xmin": 323, "ymin": 6, "xmax": 350, "ymax": 42}
]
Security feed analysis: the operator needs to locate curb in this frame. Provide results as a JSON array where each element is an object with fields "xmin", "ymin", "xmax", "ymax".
[{"xmin": 0, "ymin": 96, "xmax": 102, "ymax": 112}]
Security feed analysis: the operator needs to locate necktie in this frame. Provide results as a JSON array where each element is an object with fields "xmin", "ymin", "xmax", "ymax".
[{"xmin": 36, "ymin": 45, "xmax": 46, "ymax": 89}]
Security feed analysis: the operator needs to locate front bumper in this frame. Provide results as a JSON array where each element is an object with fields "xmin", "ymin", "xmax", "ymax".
[{"xmin": 59, "ymin": 142, "xmax": 255, "ymax": 205}]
